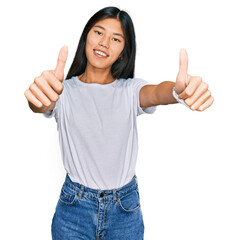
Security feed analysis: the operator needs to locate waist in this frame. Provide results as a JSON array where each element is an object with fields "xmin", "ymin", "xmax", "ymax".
[{"xmin": 64, "ymin": 173, "xmax": 139, "ymax": 201}]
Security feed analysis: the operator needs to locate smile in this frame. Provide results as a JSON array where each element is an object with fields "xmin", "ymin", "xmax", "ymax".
[{"xmin": 93, "ymin": 49, "xmax": 109, "ymax": 58}]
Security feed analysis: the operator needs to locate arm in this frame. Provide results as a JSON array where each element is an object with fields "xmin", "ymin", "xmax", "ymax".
[
  {"xmin": 139, "ymin": 81, "xmax": 177, "ymax": 108},
  {"xmin": 154, "ymin": 81, "xmax": 177, "ymax": 105},
  {"xmin": 140, "ymin": 49, "xmax": 214, "ymax": 111}
]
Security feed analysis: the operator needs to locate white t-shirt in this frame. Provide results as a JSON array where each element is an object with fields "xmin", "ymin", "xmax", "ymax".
[{"xmin": 43, "ymin": 76, "xmax": 157, "ymax": 190}]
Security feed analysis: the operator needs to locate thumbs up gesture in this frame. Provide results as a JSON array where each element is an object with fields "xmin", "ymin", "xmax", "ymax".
[
  {"xmin": 24, "ymin": 46, "xmax": 68, "ymax": 111},
  {"xmin": 174, "ymin": 48, "xmax": 214, "ymax": 111}
]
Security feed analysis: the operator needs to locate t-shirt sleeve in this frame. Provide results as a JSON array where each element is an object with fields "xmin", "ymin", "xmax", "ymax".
[
  {"xmin": 42, "ymin": 105, "xmax": 57, "ymax": 118},
  {"xmin": 131, "ymin": 78, "xmax": 157, "ymax": 116}
]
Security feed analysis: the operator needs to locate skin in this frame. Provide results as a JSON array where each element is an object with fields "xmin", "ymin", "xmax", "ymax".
[
  {"xmin": 24, "ymin": 46, "xmax": 68, "ymax": 113},
  {"xmin": 139, "ymin": 49, "xmax": 214, "ymax": 111},
  {"xmin": 24, "ymin": 18, "xmax": 125, "ymax": 112},
  {"xmin": 175, "ymin": 49, "xmax": 214, "ymax": 111},
  {"xmin": 78, "ymin": 18, "xmax": 125, "ymax": 84},
  {"xmin": 25, "ymin": 18, "xmax": 213, "ymax": 113}
]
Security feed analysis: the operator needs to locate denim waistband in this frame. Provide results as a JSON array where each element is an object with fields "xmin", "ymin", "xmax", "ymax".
[{"xmin": 64, "ymin": 173, "xmax": 139, "ymax": 202}]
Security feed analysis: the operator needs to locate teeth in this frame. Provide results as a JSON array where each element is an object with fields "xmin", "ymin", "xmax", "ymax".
[{"xmin": 95, "ymin": 50, "xmax": 107, "ymax": 56}]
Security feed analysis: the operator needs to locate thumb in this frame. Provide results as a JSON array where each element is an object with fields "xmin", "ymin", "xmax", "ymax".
[
  {"xmin": 54, "ymin": 45, "xmax": 68, "ymax": 81},
  {"xmin": 175, "ymin": 48, "xmax": 189, "ymax": 94}
]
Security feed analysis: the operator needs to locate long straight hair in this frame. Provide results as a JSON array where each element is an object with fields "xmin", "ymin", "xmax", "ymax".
[{"xmin": 65, "ymin": 6, "xmax": 136, "ymax": 80}]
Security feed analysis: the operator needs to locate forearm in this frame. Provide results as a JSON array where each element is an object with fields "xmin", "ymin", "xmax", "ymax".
[{"xmin": 155, "ymin": 81, "xmax": 178, "ymax": 105}]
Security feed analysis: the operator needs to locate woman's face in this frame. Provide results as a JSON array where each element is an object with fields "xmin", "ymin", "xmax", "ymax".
[{"xmin": 85, "ymin": 18, "xmax": 125, "ymax": 72}]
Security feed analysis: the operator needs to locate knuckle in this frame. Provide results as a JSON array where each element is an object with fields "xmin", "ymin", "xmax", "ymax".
[
  {"xmin": 37, "ymin": 102, "xmax": 43, "ymax": 108},
  {"xmin": 52, "ymin": 95, "xmax": 59, "ymax": 102},
  {"xmin": 58, "ymin": 84, "xmax": 64, "ymax": 92},
  {"xmin": 203, "ymin": 82, "xmax": 209, "ymax": 90},
  {"xmin": 49, "ymin": 70, "xmax": 56, "ymax": 78},
  {"xmin": 45, "ymin": 101, "xmax": 52, "ymax": 107},
  {"xmin": 185, "ymin": 99, "xmax": 192, "ymax": 106},
  {"xmin": 185, "ymin": 89, "xmax": 192, "ymax": 97},
  {"xmin": 24, "ymin": 89, "xmax": 28, "ymax": 96},
  {"xmin": 24, "ymin": 89, "xmax": 30, "ymax": 99},
  {"xmin": 34, "ymin": 76, "xmax": 41, "ymax": 85},
  {"xmin": 196, "ymin": 76, "xmax": 202, "ymax": 83},
  {"xmin": 29, "ymin": 83, "xmax": 36, "ymax": 91},
  {"xmin": 210, "ymin": 96, "xmax": 214, "ymax": 103},
  {"xmin": 42, "ymin": 70, "xmax": 49, "ymax": 78}
]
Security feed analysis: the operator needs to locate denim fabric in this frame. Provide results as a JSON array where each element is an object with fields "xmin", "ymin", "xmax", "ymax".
[{"xmin": 51, "ymin": 173, "xmax": 144, "ymax": 239}]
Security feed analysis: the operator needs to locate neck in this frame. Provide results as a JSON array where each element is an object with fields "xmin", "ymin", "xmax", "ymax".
[{"xmin": 79, "ymin": 64, "xmax": 115, "ymax": 84}]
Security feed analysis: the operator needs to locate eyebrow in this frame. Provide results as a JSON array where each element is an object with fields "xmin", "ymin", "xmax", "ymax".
[{"xmin": 94, "ymin": 25, "xmax": 125, "ymax": 39}]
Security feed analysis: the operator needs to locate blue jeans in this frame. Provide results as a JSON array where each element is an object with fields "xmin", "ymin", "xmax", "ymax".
[{"xmin": 51, "ymin": 173, "xmax": 145, "ymax": 239}]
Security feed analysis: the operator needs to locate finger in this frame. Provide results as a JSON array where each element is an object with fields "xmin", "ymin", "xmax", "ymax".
[
  {"xmin": 179, "ymin": 76, "xmax": 202, "ymax": 100},
  {"xmin": 24, "ymin": 89, "xmax": 43, "ymax": 108},
  {"xmin": 190, "ymin": 90, "xmax": 212, "ymax": 111},
  {"xmin": 55, "ymin": 45, "xmax": 68, "ymax": 81},
  {"xmin": 197, "ymin": 96, "xmax": 214, "ymax": 111},
  {"xmin": 184, "ymin": 82, "xmax": 209, "ymax": 107},
  {"xmin": 35, "ymin": 74, "xmax": 60, "ymax": 103},
  {"xmin": 175, "ymin": 48, "xmax": 189, "ymax": 94},
  {"xmin": 178, "ymin": 48, "xmax": 188, "ymax": 77},
  {"xmin": 42, "ymin": 70, "xmax": 64, "ymax": 95},
  {"xmin": 29, "ymin": 82, "xmax": 52, "ymax": 107}
]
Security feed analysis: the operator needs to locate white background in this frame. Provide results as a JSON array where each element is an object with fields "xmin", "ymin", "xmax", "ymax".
[{"xmin": 1, "ymin": 0, "xmax": 237, "ymax": 239}]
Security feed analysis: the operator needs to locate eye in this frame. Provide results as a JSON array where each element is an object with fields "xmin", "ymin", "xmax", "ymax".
[
  {"xmin": 95, "ymin": 30, "xmax": 102, "ymax": 35},
  {"xmin": 113, "ymin": 38, "xmax": 121, "ymax": 42}
]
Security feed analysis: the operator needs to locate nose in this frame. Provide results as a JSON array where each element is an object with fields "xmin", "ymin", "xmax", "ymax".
[{"xmin": 99, "ymin": 36, "xmax": 109, "ymax": 49}]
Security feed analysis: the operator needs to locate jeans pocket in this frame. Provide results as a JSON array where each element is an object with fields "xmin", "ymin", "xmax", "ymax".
[
  {"xmin": 59, "ymin": 183, "xmax": 78, "ymax": 206},
  {"xmin": 117, "ymin": 189, "xmax": 141, "ymax": 213}
]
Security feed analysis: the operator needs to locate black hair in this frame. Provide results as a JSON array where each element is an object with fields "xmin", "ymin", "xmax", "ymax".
[{"xmin": 65, "ymin": 6, "xmax": 136, "ymax": 80}]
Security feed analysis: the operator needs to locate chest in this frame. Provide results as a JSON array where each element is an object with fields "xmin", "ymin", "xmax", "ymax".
[{"xmin": 62, "ymin": 87, "xmax": 134, "ymax": 136}]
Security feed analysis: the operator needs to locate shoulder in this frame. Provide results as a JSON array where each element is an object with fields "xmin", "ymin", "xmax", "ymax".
[
  {"xmin": 117, "ymin": 77, "xmax": 148, "ymax": 88},
  {"xmin": 63, "ymin": 76, "xmax": 76, "ymax": 86},
  {"xmin": 61, "ymin": 76, "xmax": 79, "ymax": 92}
]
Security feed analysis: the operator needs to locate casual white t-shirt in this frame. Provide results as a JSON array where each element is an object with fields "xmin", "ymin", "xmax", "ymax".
[{"xmin": 43, "ymin": 76, "xmax": 157, "ymax": 190}]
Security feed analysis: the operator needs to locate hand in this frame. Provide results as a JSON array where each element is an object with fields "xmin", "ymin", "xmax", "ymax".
[
  {"xmin": 174, "ymin": 48, "xmax": 214, "ymax": 111},
  {"xmin": 24, "ymin": 45, "xmax": 68, "ymax": 109}
]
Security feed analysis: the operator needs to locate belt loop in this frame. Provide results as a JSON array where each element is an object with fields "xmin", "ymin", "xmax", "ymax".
[
  {"xmin": 77, "ymin": 184, "xmax": 84, "ymax": 199},
  {"xmin": 113, "ymin": 189, "xmax": 117, "ymax": 202}
]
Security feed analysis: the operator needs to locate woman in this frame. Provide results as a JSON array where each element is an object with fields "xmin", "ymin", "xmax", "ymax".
[{"xmin": 24, "ymin": 6, "xmax": 214, "ymax": 240}]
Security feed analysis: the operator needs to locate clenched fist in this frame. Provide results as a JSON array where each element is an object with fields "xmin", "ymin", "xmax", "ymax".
[
  {"xmin": 24, "ymin": 45, "xmax": 68, "ymax": 112},
  {"xmin": 175, "ymin": 48, "xmax": 214, "ymax": 111}
]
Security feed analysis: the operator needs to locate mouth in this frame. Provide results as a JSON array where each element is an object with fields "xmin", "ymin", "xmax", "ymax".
[{"xmin": 93, "ymin": 49, "xmax": 109, "ymax": 58}]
